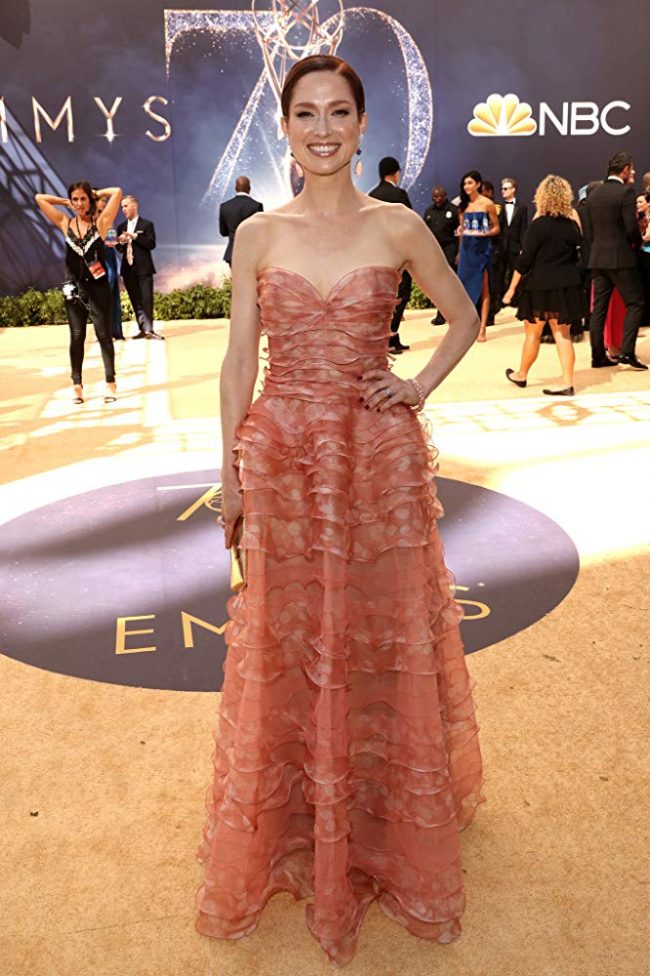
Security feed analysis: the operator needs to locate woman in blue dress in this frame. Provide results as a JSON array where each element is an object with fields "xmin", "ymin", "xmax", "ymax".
[{"xmin": 457, "ymin": 170, "xmax": 500, "ymax": 342}]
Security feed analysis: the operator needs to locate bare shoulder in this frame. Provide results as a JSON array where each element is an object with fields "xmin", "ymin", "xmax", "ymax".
[
  {"xmin": 232, "ymin": 210, "xmax": 270, "ymax": 257},
  {"xmin": 363, "ymin": 197, "xmax": 423, "ymax": 237}
]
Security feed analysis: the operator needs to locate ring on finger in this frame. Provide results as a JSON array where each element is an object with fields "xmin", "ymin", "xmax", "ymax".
[{"xmin": 383, "ymin": 387, "xmax": 392, "ymax": 398}]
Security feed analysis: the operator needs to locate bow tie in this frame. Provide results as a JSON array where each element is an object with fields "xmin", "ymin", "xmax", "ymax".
[{"xmin": 506, "ymin": 200, "xmax": 515, "ymax": 205}]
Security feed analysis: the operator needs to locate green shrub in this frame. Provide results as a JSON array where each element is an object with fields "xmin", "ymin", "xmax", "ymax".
[
  {"xmin": 0, "ymin": 295, "xmax": 19, "ymax": 327},
  {"xmin": 408, "ymin": 283, "xmax": 434, "ymax": 309},
  {"xmin": 2, "ymin": 280, "xmax": 233, "ymax": 326}
]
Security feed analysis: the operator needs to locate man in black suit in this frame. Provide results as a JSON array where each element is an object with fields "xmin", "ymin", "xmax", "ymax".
[
  {"xmin": 219, "ymin": 176, "xmax": 263, "ymax": 266},
  {"xmin": 117, "ymin": 195, "xmax": 162, "ymax": 339},
  {"xmin": 499, "ymin": 176, "xmax": 528, "ymax": 305},
  {"xmin": 422, "ymin": 185, "xmax": 458, "ymax": 325},
  {"xmin": 583, "ymin": 152, "xmax": 646, "ymax": 369},
  {"xmin": 368, "ymin": 157, "xmax": 412, "ymax": 353}
]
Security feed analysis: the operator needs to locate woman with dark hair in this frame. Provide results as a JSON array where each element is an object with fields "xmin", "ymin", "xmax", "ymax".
[
  {"xmin": 457, "ymin": 170, "xmax": 500, "ymax": 341},
  {"xmin": 196, "ymin": 54, "xmax": 483, "ymax": 967},
  {"xmin": 35, "ymin": 180, "xmax": 122, "ymax": 403}
]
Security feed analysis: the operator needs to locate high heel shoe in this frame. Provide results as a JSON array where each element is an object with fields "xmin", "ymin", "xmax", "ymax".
[
  {"xmin": 73, "ymin": 384, "xmax": 84, "ymax": 404},
  {"xmin": 104, "ymin": 384, "xmax": 117, "ymax": 404},
  {"xmin": 505, "ymin": 368, "xmax": 526, "ymax": 388}
]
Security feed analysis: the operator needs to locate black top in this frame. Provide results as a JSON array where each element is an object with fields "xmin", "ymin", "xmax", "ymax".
[
  {"xmin": 368, "ymin": 180, "xmax": 412, "ymax": 209},
  {"xmin": 582, "ymin": 178, "xmax": 641, "ymax": 270},
  {"xmin": 219, "ymin": 194, "xmax": 264, "ymax": 264},
  {"xmin": 515, "ymin": 216, "xmax": 582, "ymax": 288},
  {"xmin": 422, "ymin": 201, "xmax": 459, "ymax": 249},
  {"xmin": 116, "ymin": 216, "xmax": 157, "ymax": 276},
  {"xmin": 65, "ymin": 221, "xmax": 108, "ymax": 283}
]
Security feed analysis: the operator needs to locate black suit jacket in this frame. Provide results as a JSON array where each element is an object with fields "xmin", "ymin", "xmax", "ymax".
[
  {"xmin": 368, "ymin": 180, "xmax": 412, "ymax": 209},
  {"xmin": 498, "ymin": 201, "xmax": 529, "ymax": 257},
  {"xmin": 219, "ymin": 194, "xmax": 264, "ymax": 264},
  {"xmin": 116, "ymin": 216, "xmax": 156, "ymax": 276},
  {"xmin": 582, "ymin": 178, "xmax": 642, "ymax": 269}
]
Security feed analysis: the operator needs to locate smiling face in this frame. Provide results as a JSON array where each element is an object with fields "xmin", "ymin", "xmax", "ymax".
[
  {"xmin": 432, "ymin": 188, "xmax": 447, "ymax": 208},
  {"xmin": 463, "ymin": 176, "xmax": 481, "ymax": 197},
  {"xmin": 636, "ymin": 194, "xmax": 649, "ymax": 214},
  {"xmin": 281, "ymin": 70, "xmax": 366, "ymax": 179}
]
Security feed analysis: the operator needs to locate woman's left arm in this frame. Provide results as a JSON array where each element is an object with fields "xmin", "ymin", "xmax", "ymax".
[
  {"xmin": 361, "ymin": 209, "xmax": 479, "ymax": 412},
  {"xmin": 95, "ymin": 187, "xmax": 122, "ymax": 237},
  {"xmin": 487, "ymin": 200, "xmax": 500, "ymax": 236}
]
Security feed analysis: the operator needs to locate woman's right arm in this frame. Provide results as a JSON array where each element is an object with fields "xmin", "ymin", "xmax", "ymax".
[
  {"xmin": 34, "ymin": 194, "xmax": 70, "ymax": 232},
  {"xmin": 219, "ymin": 215, "xmax": 265, "ymax": 548}
]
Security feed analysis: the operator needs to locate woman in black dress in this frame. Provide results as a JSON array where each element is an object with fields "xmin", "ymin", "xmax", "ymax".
[
  {"xmin": 35, "ymin": 181, "xmax": 122, "ymax": 403},
  {"xmin": 503, "ymin": 175, "xmax": 584, "ymax": 396}
]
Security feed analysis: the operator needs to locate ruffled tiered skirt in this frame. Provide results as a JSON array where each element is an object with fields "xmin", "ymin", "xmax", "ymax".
[{"xmin": 197, "ymin": 394, "xmax": 484, "ymax": 967}]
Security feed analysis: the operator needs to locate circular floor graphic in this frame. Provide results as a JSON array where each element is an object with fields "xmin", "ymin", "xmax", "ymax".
[{"xmin": 0, "ymin": 470, "xmax": 579, "ymax": 691}]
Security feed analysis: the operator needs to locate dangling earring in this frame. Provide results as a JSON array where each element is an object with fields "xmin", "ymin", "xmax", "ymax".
[
  {"xmin": 354, "ymin": 147, "xmax": 363, "ymax": 177},
  {"xmin": 289, "ymin": 150, "xmax": 304, "ymax": 179}
]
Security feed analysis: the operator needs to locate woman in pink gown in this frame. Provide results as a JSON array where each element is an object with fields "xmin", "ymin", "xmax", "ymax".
[{"xmin": 196, "ymin": 54, "xmax": 484, "ymax": 967}]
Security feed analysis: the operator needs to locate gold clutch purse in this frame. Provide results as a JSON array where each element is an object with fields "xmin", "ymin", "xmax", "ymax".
[{"xmin": 229, "ymin": 515, "xmax": 247, "ymax": 591}]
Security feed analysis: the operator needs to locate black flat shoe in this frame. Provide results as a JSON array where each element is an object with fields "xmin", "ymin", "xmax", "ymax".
[
  {"xmin": 617, "ymin": 354, "xmax": 648, "ymax": 370},
  {"xmin": 431, "ymin": 313, "xmax": 445, "ymax": 325},
  {"xmin": 505, "ymin": 368, "xmax": 526, "ymax": 388},
  {"xmin": 543, "ymin": 386, "xmax": 574, "ymax": 396},
  {"xmin": 591, "ymin": 356, "xmax": 618, "ymax": 368},
  {"xmin": 148, "ymin": 332, "xmax": 166, "ymax": 341},
  {"xmin": 132, "ymin": 332, "xmax": 147, "ymax": 339}
]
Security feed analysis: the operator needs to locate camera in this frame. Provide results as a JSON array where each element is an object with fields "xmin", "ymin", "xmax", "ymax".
[
  {"xmin": 61, "ymin": 280, "xmax": 89, "ymax": 310},
  {"xmin": 62, "ymin": 280, "xmax": 79, "ymax": 302}
]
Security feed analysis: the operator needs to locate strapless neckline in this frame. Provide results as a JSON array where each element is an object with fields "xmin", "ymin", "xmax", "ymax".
[{"xmin": 257, "ymin": 264, "xmax": 400, "ymax": 304}]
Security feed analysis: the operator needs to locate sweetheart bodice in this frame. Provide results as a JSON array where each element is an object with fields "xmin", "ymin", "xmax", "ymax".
[{"xmin": 256, "ymin": 265, "xmax": 400, "ymax": 402}]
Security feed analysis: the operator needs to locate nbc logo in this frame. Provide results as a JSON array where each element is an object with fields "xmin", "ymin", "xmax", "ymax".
[
  {"xmin": 468, "ymin": 94, "xmax": 536, "ymax": 137},
  {"xmin": 468, "ymin": 93, "xmax": 631, "ymax": 138}
]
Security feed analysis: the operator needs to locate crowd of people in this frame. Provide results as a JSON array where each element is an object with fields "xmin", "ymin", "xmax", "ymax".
[
  {"xmin": 34, "ymin": 134, "xmax": 649, "ymax": 404},
  {"xmin": 221, "ymin": 153, "xmax": 650, "ymax": 395}
]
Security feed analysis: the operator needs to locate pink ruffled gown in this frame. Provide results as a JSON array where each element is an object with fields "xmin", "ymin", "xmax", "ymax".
[{"xmin": 196, "ymin": 266, "xmax": 484, "ymax": 967}]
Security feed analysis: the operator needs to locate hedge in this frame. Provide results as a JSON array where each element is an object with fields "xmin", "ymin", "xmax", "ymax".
[{"xmin": 0, "ymin": 276, "xmax": 438, "ymax": 325}]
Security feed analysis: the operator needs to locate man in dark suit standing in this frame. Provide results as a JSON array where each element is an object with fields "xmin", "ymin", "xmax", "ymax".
[
  {"xmin": 499, "ymin": 177, "xmax": 528, "ymax": 305},
  {"xmin": 422, "ymin": 185, "xmax": 458, "ymax": 325},
  {"xmin": 117, "ymin": 195, "xmax": 162, "ymax": 339},
  {"xmin": 219, "ymin": 176, "xmax": 263, "ymax": 266},
  {"xmin": 368, "ymin": 157, "xmax": 412, "ymax": 353},
  {"xmin": 583, "ymin": 152, "xmax": 646, "ymax": 369}
]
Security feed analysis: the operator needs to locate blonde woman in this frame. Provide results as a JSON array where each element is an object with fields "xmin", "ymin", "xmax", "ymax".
[{"xmin": 503, "ymin": 175, "xmax": 585, "ymax": 395}]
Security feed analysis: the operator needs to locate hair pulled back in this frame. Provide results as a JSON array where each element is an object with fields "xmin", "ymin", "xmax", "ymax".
[
  {"xmin": 67, "ymin": 180, "xmax": 97, "ymax": 216},
  {"xmin": 280, "ymin": 54, "xmax": 366, "ymax": 118}
]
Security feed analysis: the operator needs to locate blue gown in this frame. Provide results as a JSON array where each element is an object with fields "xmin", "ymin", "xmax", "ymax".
[{"xmin": 457, "ymin": 212, "xmax": 493, "ymax": 306}]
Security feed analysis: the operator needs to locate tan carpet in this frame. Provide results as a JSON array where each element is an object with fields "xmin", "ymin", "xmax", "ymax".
[{"xmin": 1, "ymin": 310, "xmax": 648, "ymax": 976}]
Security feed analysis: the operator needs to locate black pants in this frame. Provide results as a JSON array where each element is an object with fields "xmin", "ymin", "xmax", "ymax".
[
  {"xmin": 123, "ymin": 272, "xmax": 154, "ymax": 334},
  {"xmin": 390, "ymin": 271, "xmax": 412, "ymax": 334},
  {"xmin": 590, "ymin": 267, "xmax": 644, "ymax": 359},
  {"xmin": 66, "ymin": 278, "xmax": 115, "ymax": 385}
]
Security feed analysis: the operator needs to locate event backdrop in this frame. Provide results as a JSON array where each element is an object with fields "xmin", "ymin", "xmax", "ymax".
[{"xmin": 1, "ymin": 0, "xmax": 648, "ymax": 294}]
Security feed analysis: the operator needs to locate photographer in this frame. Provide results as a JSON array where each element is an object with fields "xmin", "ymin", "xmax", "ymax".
[{"xmin": 35, "ymin": 182, "xmax": 122, "ymax": 403}]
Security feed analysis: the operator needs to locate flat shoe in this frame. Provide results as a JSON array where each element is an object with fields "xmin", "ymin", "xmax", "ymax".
[
  {"xmin": 505, "ymin": 368, "xmax": 526, "ymax": 388},
  {"xmin": 73, "ymin": 396, "xmax": 84, "ymax": 404},
  {"xmin": 104, "ymin": 395, "xmax": 117, "ymax": 403},
  {"xmin": 543, "ymin": 387, "xmax": 574, "ymax": 396}
]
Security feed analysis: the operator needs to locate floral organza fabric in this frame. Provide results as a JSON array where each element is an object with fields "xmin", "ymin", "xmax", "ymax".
[{"xmin": 196, "ymin": 266, "xmax": 484, "ymax": 967}]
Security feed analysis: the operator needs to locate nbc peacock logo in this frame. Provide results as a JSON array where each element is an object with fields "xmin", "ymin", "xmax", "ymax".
[{"xmin": 468, "ymin": 93, "xmax": 537, "ymax": 137}]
